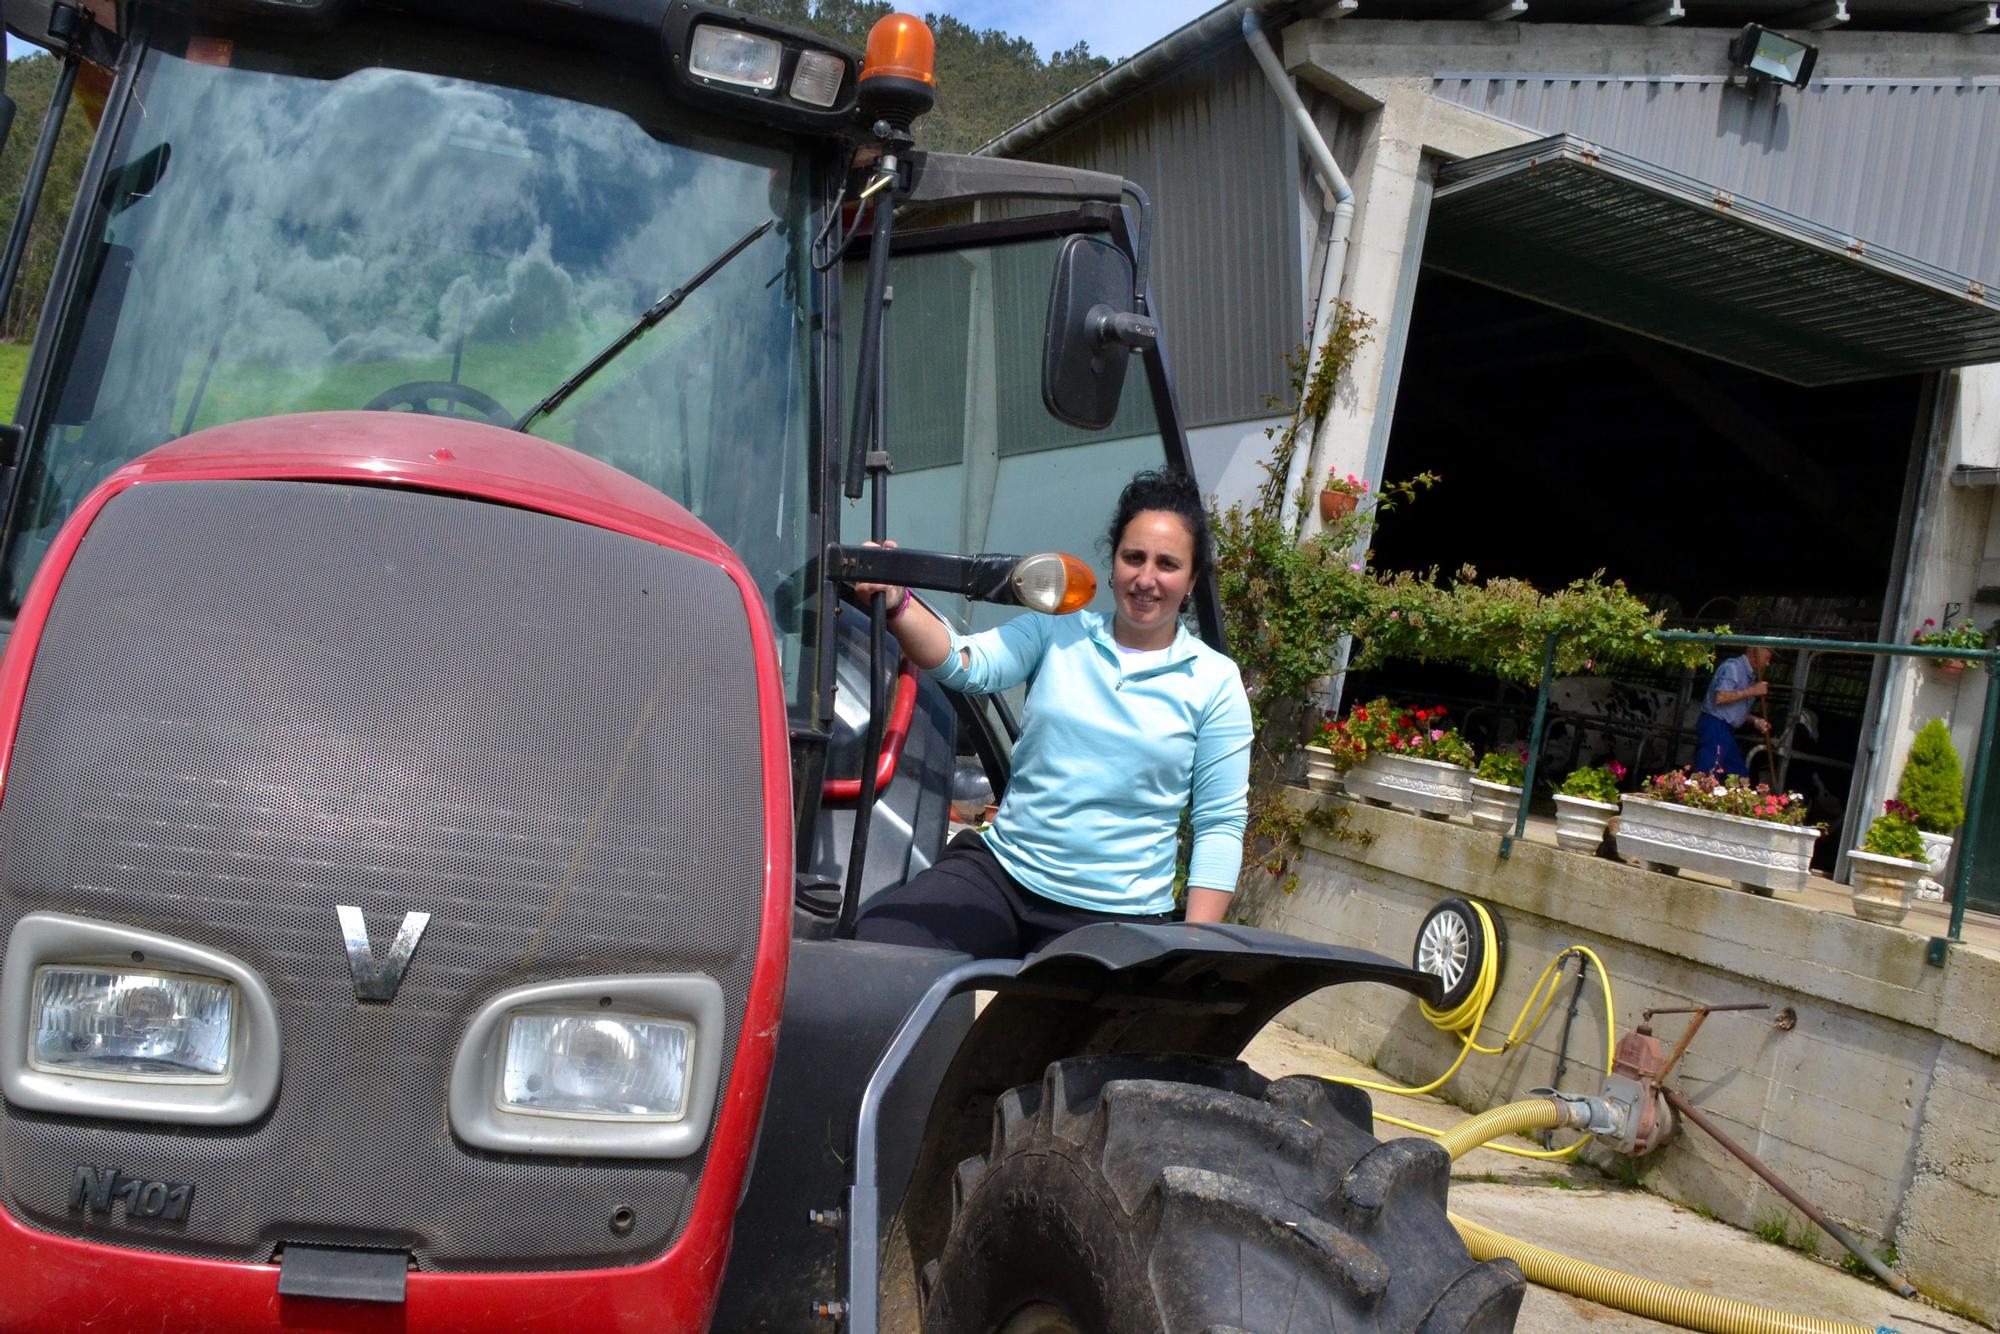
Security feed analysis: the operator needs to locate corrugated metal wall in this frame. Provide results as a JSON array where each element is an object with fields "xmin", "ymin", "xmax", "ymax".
[
  {"xmin": 1023, "ymin": 43, "xmax": 1305, "ymax": 429},
  {"xmin": 1433, "ymin": 75, "xmax": 2000, "ymax": 286}
]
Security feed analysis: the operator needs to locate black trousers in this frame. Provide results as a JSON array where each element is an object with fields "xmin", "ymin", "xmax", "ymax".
[{"xmin": 854, "ymin": 830, "xmax": 1172, "ymax": 959}]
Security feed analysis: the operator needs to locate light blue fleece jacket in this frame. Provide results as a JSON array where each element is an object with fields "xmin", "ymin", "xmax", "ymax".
[{"xmin": 930, "ymin": 609, "xmax": 1252, "ymax": 916}]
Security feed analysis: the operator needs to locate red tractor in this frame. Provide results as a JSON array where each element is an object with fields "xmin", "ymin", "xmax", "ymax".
[{"xmin": 0, "ymin": 2, "xmax": 1521, "ymax": 1330}]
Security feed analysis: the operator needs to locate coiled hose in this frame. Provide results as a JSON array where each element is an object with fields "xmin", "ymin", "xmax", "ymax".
[
  {"xmin": 1336, "ymin": 900, "xmax": 1614, "ymax": 1160},
  {"xmin": 1441, "ymin": 1099, "xmax": 1898, "ymax": 1334}
]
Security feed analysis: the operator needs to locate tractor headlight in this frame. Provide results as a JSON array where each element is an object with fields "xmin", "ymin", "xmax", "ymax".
[
  {"xmin": 32, "ymin": 966, "xmax": 234, "ymax": 1082},
  {"xmin": 500, "ymin": 1011, "xmax": 693, "ymax": 1121},
  {"xmin": 3, "ymin": 913, "xmax": 281, "ymax": 1125},
  {"xmin": 450, "ymin": 975, "xmax": 724, "ymax": 1158}
]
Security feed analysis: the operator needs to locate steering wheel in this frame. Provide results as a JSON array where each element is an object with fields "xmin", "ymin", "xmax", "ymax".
[{"xmin": 362, "ymin": 380, "xmax": 515, "ymax": 427}]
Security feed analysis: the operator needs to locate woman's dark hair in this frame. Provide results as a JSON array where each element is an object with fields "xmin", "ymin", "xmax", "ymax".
[{"xmin": 1105, "ymin": 467, "xmax": 1212, "ymax": 595}]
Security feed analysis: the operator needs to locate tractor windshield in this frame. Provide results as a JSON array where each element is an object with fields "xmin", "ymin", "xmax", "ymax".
[{"xmin": 4, "ymin": 20, "xmax": 815, "ymax": 697}]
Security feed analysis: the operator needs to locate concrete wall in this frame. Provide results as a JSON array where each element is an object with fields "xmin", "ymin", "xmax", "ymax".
[{"xmin": 1249, "ymin": 798, "xmax": 2000, "ymax": 1322}]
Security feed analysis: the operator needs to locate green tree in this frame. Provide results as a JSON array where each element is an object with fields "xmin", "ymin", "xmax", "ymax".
[
  {"xmin": 1896, "ymin": 718, "xmax": 1964, "ymax": 834},
  {"xmin": 0, "ymin": 54, "xmax": 95, "ymax": 345},
  {"xmin": 726, "ymin": 1, "xmax": 1111, "ymax": 152}
]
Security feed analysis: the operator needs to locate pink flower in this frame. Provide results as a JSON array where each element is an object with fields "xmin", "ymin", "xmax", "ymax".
[
  {"xmin": 1389, "ymin": 610, "xmax": 1401, "ymax": 620},
  {"xmin": 1431, "ymin": 729, "xmax": 1444, "ymax": 741},
  {"xmin": 1349, "ymin": 562, "xmax": 1363, "ymax": 572}
]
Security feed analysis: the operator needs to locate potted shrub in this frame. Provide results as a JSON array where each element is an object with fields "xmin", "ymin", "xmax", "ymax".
[
  {"xmin": 1340, "ymin": 699, "xmax": 1474, "ymax": 819},
  {"xmin": 1912, "ymin": 618, "xmax": 1986, "ymax": 675},
  {"xmin": 1318, "ymin": 470, "xmax": 1368, "ymax": 522},
  {"xmin": 1553, "ymin": 763, "xmax": 1623, "ymax": 853},
  {"xmin": 1895, "ymin": 718, "xmax": 1964, "ymax": 883},
  {"xmin": 1470, "ymin": 748, "xmax": 1526, "ymax": 835},
  {"xmin": 1847, "ymin": 802, "xmax": 1930, "ymax": 927},
  {"xmin": 1617, "ymin": 770, "xmax": 1820, "ymax": 896}
]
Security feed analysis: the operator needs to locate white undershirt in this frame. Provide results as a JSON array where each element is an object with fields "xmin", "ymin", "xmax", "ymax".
[{"xmin": 1113, "ymin": 641, "xmax": 1171, "ymax": 671}]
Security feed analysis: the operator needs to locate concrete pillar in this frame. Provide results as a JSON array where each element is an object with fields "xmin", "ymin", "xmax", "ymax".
[{"xmin": 1866, "ymin": 366, "xmax": 2000, "ymax": 875}]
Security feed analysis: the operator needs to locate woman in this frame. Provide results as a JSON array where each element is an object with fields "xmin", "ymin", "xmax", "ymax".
[{"xmin": 850, "ymin": 469, "xmax": 1252, "ymax": 959}]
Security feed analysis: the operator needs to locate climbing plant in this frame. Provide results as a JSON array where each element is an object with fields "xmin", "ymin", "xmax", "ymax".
[{"xmin": 1209, "ymin": 308, "xmax": 1714, "ymax": 920}]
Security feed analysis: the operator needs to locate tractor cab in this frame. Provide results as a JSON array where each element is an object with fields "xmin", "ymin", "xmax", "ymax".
[{"xmin": 0, "ymin": 0, "xmax": 1204, "ymax": 907}]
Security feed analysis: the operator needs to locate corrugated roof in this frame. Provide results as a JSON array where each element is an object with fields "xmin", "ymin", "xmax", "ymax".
[
  {"xmin": 1433, "ymin": 75, "xmax": 2000, "ymax": 287},
  {"xmin": 1427, "ymin": 134, "xmax": 2000, "ymax": 384}
]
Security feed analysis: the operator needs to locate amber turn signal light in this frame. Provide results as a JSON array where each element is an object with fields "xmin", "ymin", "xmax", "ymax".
[
  {"xmin": 861, "ymin": 13, "xmax": 936, "ymax": 85},
  {"xmin": 1011, "ymin": 553, "xmax": 1097, "ymax": 615}
]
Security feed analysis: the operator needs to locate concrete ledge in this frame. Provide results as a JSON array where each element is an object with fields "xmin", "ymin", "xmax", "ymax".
[
  {"xmin": 1254, "ymin": 795, "xmax": 2000, "ymax": 1323},
  {"xmin": 1305, "ymin": 800, "xmax": 2000, "ymax": 1059}
]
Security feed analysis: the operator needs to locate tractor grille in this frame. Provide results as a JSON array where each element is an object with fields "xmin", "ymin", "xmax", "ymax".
[{"xmin": 0, "ymin": 479, "xmax": 767, "ymax": 1270}]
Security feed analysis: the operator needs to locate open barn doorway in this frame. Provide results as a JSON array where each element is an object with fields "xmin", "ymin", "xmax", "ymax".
[{"xmin": 1351, "ymin": 270, "xmax": 1927, "ymax": 856}]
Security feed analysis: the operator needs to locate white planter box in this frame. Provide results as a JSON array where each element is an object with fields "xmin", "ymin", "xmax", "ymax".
[
  {"xmin": 1916, "ymin": 832, "xmax": 1952, "ymax": 900},
  {"xmin": 1346, "ymin": 754, "xmax": 1471, "ymax": 819},
  {"xmin": 1301, "ymin": 745, "xmax": 1343, "ymax": 792},
  {"xmin": 1847, "ymin": 850, "xmax": 1928, "ymax": 927},
  {"xmin": 1470, "ymin": 779, "xmax": 1523, "ymax": 834},
  {"xmin": 1553, "ymin": 794, "xmax": 1618, "ymax": 853},
  {"xmin": 1617, "ymin": 796, "xmax": 1821, "ymax": 895}
]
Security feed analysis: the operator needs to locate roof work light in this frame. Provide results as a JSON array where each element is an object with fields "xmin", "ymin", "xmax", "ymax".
[
  {"xmin": 663, "ymin": 1, "xmax": 862, "ymax": 133},
  {"xmin": 1728, "ymin": 24, "xmax": 1818, "ymax": 88}
]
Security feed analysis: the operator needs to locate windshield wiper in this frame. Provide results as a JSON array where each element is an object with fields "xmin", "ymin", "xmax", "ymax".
[{"xmin": 515, "ymin": 217, "xmax": 776, "ymax": 433}]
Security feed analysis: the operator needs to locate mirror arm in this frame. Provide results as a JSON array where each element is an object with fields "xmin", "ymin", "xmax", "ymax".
[
  {"xmin": 1088, "ymin": 305, "xmax": 1158, "ymax": 353},
  {"xmin": 901, "ymin": 152, "xmax": 1126, "ymax": 207},
  {"xmin": 827, "ymin": 544, "xmax": 1027, "ymax": 607}
]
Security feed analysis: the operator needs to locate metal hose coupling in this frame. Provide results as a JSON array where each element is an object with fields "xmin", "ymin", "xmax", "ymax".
[{"xmin": 1534, "ymin": 1087, "xmax": 1625, "ymax": 1137}]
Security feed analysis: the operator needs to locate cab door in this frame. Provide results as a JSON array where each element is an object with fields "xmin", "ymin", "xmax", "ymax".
[{"xmin": 811, "ymin": 209, "xmax": 1215, "ymax": 907}]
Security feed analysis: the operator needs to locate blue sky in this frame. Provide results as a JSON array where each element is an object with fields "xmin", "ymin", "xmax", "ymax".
[
  {"xmin": 9, "ymin": 2, "xmax": 1221, "ymax": 65},
  {"xmin": 931, "ymin": 0, "xmax": 1220, "ymax": 61}
]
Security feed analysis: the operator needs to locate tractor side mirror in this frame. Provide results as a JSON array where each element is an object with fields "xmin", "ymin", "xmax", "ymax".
[{"xmin": 1041, "ymin": 234, "xmax": 1156, "ymax": 431}]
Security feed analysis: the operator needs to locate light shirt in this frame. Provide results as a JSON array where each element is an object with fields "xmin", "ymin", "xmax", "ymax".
[
  {"xmin": 929, "ymin": 609, "xmax": 1252, "ymax": 916},
  {"xmin": 1703, "ymin": 654, "xmax": 1757, "ymax": 727}
]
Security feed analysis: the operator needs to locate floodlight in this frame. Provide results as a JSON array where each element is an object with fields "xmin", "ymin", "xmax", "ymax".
[{"xmin": 1728, "ymin": 24, "xmax": 1818, "ymax": 88}]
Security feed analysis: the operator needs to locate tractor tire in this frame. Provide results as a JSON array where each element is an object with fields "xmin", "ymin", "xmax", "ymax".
[{"xmin": 919, "ymin": 1054, "xmax": 1523, "ymax": 1334}]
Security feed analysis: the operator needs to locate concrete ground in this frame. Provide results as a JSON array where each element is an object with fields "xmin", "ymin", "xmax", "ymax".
[{"xmin": 1241, "ymin": 1022, "xmax": 1988, "ymax": 1334}]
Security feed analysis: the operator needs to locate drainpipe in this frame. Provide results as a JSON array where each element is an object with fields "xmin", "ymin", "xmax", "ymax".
[{"xmin": 1243, "ymin": 8, "xmax": 1355, "ymax": 533}]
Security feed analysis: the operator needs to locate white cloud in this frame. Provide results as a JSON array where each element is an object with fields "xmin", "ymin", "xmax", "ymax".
[{"xmin": 929, "ymin": 0, "xmax": 1224, "ymax": 62}]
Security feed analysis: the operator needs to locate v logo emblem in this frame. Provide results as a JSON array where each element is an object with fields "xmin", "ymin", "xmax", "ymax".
[{"xmin": 336, "ymin": 905, "xmax": 431, "ymax": 1003}]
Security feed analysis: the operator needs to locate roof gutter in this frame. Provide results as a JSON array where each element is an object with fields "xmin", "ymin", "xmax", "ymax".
[{"xmin": 1242, "ymin": 7, "xmax": 1356, "ymax": 531}]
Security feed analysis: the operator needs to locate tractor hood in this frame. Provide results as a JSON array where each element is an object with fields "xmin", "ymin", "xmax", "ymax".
[{"xmin": 0, "ymin": 414, "xmax": 791, "ymax": 1318}]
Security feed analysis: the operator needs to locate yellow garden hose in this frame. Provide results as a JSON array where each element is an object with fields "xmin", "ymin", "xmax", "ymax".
[
  {"xmin": 1334, "ymin": 900, "xmax": 1616, "ymax": 1160},
  {"xmin": 1441, "ymin": 1100, "xmax": 1897, "ymax": 1334}
]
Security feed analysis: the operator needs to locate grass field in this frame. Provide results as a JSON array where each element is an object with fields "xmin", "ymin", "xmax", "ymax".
[{"xmin": 0, "ymin": 342, "xmax": 29, "ymax": 415}]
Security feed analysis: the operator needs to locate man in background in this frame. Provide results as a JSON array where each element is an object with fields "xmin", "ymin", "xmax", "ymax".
[{"xmin": 1695, "ymin": 646, "xmax": 1774, "ymax": 777}]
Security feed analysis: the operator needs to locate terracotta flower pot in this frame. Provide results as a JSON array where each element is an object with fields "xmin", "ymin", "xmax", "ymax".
[
  {"xmin": 1318, "ymin": 489, "xmax": 1357, "ymax": 522},
  {"xmin": 1933, "ymin": 658, "xmax": 1968, "ymax": 676}
]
